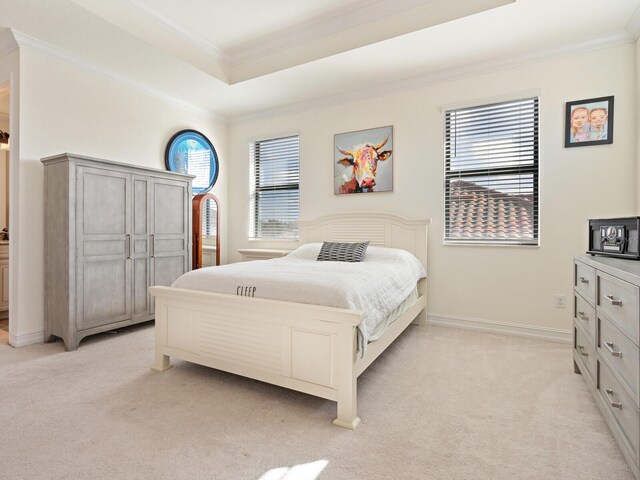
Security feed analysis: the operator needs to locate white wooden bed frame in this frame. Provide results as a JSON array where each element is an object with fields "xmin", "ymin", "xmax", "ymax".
[{"xmin": 150, "ymin": 213, "xmax": 429, "ymax": 429}]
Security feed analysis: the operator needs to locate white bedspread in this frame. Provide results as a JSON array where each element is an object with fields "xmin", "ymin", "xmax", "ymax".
[{"xmin": 171, "ymin": 244, "xmax": 426, "ymax": 349}]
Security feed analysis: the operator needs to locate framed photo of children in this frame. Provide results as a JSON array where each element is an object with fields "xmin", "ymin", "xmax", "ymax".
[{"xmin": 565, "ymin": 96, "xmax": 614, "ymax": 147}]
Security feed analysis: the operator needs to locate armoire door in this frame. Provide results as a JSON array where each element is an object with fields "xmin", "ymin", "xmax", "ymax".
[
  {"xmin": 76, "ymin": 166, "xmax": 132, "ymax": 330},
  {"xmin": 131, "ymin": 175, "xmax": 151, "ymax": 319},
  {"xmin": 150, "ymin": 177, "xmax": 190, "ymax": 312}
]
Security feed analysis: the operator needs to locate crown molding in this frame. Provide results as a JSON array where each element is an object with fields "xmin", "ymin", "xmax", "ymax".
[
  {"xmin": 0, "ymin": 30, "xmax": 19, "ymax": 59},
  {"xmin": 10, "ymin": 31, "xmax": 228, "ymax": 123},
  {"xmin": 117, "ymin": 0, "xmax": 229, "ymax": 65},
  {"xmin": 111, "ymin": 0, "xmax": 424, "ymax": 67},
  {"xmin": 4, "ymin": 25, "xmax": 633, "ymax": 127},
  {"xmin": 227, "ymin": 0, "xmax": 425, "ymax": 66},
  {"xmin": 230, "ymin": 30, "xmax": 634, "ymax": 124},
  {"xmin": 626, "ymin": 5, "xmax": 640, "ymax": 41}
]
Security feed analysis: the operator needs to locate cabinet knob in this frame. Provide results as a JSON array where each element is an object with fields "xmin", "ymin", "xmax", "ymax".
[
  {"xmin": 579, "ymin": 276, "xmax": 589, "ymax": 284},
  {"xmin": 605, "ymin": 389, "xmax": 623, "ymax": 409},
  {"xmin": 604, "ymin": 294, "xmax": 622, "ymax": 306},
  {"xmin": 604, "ymin": 341, "xmax": 622, "ymax": 358}
]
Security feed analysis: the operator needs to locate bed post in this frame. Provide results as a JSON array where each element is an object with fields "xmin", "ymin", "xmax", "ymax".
[
  {"xmin": 151, "ymin": 293, "xmax": 171, "ymax": 372},
  {"xmin": 333, "ymin": 324, "xmax": 361, "ymax": 429},
  {"xmin": 412, "ymin": 278, "xmax": 428, "ymax": 326}
]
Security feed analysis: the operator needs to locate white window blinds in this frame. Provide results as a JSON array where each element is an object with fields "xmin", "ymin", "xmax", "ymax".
[
  {"xmin": 444, "ymin": 97, "xmax": 539, "ymax": 245},
  {"xmin": 249, "ymin": 135, "xmax": 300, "ymax": 240}
]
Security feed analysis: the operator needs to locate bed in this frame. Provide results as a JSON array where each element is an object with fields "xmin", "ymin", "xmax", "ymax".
[{"xmin": 150, "ymin": 213, "xmax": 429, "ymax": 429}]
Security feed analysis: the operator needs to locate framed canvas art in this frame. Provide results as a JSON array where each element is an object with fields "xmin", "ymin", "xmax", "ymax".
[
  {"xmin": 334, "ymin": 125, "xmax": 393, "ymax": 194},
  {"xmin": 565, "ymin": 96, "xmax": 614, "ymax": 147}
]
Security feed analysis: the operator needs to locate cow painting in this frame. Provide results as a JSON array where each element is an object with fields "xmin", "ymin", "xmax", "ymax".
[{"xmin": 334, "ymin": 126, "xmax": 393, "ymax": 194}]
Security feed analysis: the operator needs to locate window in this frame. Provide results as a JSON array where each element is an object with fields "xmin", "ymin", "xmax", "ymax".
[
  {"xmin": 249, "ymin": 135, "xmax": 300, "ymax": 240},
  {"xmin": 444, "ymin": 97, "xmax": 539, "ymax": 245}
]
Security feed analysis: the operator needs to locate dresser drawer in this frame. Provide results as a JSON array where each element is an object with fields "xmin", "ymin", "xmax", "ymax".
[
  {"xmin": 574, "ymin": 292, "xmax": 596, "ymax": 344},
  {"xmin": 574, "ymin": 261, "xmax": 596, "ymax": 305},
  {"xmin": 598, "ymin": 317, "xmax": 640, "ymax": 406},
  {"xmin": 598, "ymin": 360, "xmax": 640, "ymax": 464},
  {"xmin": 598, "ymin": 271, "xmax": 640, "ymax": 345},
  {"xmin": 574, "ymin": 325, "xmax": 596, "ymax": 383}
]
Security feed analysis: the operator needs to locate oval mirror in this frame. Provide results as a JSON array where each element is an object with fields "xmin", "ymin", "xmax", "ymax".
[{"xmin": 165, "ymin": 130, "xmax": 219, "ymax": 194}]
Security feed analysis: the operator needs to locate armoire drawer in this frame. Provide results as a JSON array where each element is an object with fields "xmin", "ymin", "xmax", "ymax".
[
  {"xmin": 575, "ymin": 325, "xmax": 596, "ymax": 383},
  {"xmin": 598, "ymin": 317, "xmax": 640, "ymax": 406},
  {"xmin": 575, "ymin": 261, "xmax": 596, "ymax": 305},
  {"xmin": 574, "ymin": 292, "xmax": 596, "ymax": 344},
  {"xmin": 598, "ymin": 360, "xmax": 640, "ymax": 464},
  {"xmin": 598, "ymin": 271, "xmax": 640, "ymax": 345}
]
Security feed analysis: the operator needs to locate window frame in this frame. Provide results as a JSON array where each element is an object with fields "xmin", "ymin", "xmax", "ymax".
[
  {"xmin": 443, "ymin": 96, "xmax": 540, "ymax": 246},
  {"xmin": 249, "ymin": 134, "xmax": 300, "ymax": 241}
]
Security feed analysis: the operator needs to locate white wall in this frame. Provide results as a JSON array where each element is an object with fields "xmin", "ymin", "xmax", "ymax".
[
  {"xmin": 0, "ymin": 48, "xmax": 20, "ymax": 345},
  {"xmin": 228, "ymin": 43, "xmax": 637, "ymax": 335},
  {"xmin": 12, "ymin": 47, "xmax": 228, "ymax": 344},
  {"xmin": 637, "ymin": 36, "xmax": 640, "ymax": 212}
]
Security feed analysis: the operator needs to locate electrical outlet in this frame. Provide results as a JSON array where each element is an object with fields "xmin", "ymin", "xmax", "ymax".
[{"xmin": 553, "ymin": 294, "xmax": 567, "ymax": 309}]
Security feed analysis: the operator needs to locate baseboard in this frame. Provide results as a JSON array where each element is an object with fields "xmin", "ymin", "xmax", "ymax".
[
  {"xmin": 427, "ymin": 313, "xmax": 572, "ymax": 344},
  {"xmin": 9, "ymin": 328, "xmax": 45, "ymax": 348}
]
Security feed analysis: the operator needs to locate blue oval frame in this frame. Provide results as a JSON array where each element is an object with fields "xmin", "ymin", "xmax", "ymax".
[{"xmin": 165, "ymin": 129, "xmax": 219, "ymax": 194}]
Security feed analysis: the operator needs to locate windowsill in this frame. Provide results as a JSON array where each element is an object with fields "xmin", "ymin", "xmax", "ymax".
[
  {"xmin": 248, "ymin": 238, "xmax": 299, "ymax": 243},
  {"xmin": 443, "ymin": 241, "xmax": 540, "ymax": 248}
]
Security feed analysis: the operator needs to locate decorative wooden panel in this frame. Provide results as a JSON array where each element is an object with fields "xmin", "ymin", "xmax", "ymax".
[{"xmin": 199, "ymin": 312, "xmax": 282, "ymax": 375}]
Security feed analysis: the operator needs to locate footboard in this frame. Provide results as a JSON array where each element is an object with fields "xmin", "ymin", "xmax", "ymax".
[{"xmin": 150, "ymin": 285, "xmax": 364, "ymax": 429}]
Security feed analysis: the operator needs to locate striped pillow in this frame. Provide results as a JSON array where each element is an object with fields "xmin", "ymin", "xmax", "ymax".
[{"xmin": 316, "ymin": 241, "xmax": 369, "ymax": 262}]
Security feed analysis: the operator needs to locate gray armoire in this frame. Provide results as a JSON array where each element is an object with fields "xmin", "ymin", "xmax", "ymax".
[{"xmin": 42, "ymin": 153, "xmax": 193, "ymax": 350}]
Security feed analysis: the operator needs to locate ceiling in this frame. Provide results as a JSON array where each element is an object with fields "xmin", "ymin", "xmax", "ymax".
[{"xmin": 0, "ymin": 0, "xmax": 639, "ymax": 121}]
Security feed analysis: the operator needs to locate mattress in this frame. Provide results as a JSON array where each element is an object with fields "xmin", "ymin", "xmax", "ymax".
[{"xmin": 171, "ymin": 243, "xmax": 426, "ymax": 350}]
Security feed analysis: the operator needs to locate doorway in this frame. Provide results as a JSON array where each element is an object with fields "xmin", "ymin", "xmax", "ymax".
[{"xmin": 0, "ymin": 79, "xmax": 10, "ymax": 344}]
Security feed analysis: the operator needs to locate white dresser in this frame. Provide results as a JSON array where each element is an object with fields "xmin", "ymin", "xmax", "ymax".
[{"xmin": 574, "ymin": 254, "xmax": 640, "ymax": 478}]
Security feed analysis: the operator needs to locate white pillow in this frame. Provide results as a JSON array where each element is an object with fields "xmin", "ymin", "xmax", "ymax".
[
  {"xmin": 287, "ymin": 243, "xmax": 323, "ymax": 260},
  {"xmin": 363, "ymin": 245, "xmax": 420, "ymax": 263}
]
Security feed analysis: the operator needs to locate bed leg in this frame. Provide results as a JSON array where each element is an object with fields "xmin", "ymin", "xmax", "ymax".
[
  {"xmin": 152, "ymin": 353, "xmax": 171, "ymax": 372},
  {"xmin": 412, "ymin": 308, "xmax": 427, "ymax": 327},
  {"xmin": 333, "ymin": 382, "xmax": 361, "ymax": 430},
  {"xmin": 333, "ymin": 326, "xmax": 361, "ymax": 429}
]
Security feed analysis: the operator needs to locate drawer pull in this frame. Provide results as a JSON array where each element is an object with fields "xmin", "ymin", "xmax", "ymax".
[
  {"xmin": 579, "ymin": 276, "xmax": 589, "ymax": 284},
  {"xmin": 605, "ymin": 389, "xmax": 623, "ymax": 409},
  {"xmin": 577, "ymin": 311, "xmax": 588, "ymax": 321},
  {"xmin": 604, "ymin": 342, "xmax": 622, "ymax": 358},
  {"xmin": 577, "ymin": 345, "xmax": 588, "ymax": 357},
  {"xmin": 604, "ymin": 294, "xmax": 623, "ymax": 306}
]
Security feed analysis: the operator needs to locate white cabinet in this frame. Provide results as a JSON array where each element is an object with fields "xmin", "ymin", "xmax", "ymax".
[{"xmin": 42, "ymin": 154, "xmax": 192, "ymax": 350}]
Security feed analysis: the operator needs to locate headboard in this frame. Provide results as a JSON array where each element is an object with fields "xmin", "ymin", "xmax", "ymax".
[{"xmin": 298, "ymin": 213, "xmax": 430, "ymax": 269}]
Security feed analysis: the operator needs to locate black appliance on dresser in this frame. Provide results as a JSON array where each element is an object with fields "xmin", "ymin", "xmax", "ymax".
[{"xmin": 588, "ymin": 217, "xmax": 640, "ymax": 260}]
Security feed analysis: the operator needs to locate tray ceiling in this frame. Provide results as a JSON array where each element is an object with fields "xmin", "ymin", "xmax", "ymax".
[{"xmin": 0, "ymin": 0, "xmax": 639, "ymax": 120}]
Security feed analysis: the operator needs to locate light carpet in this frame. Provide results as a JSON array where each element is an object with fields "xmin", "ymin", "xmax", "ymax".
[{"xmin": 0, "ymin": 323, "xmax": 633, "ymax": 480}]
